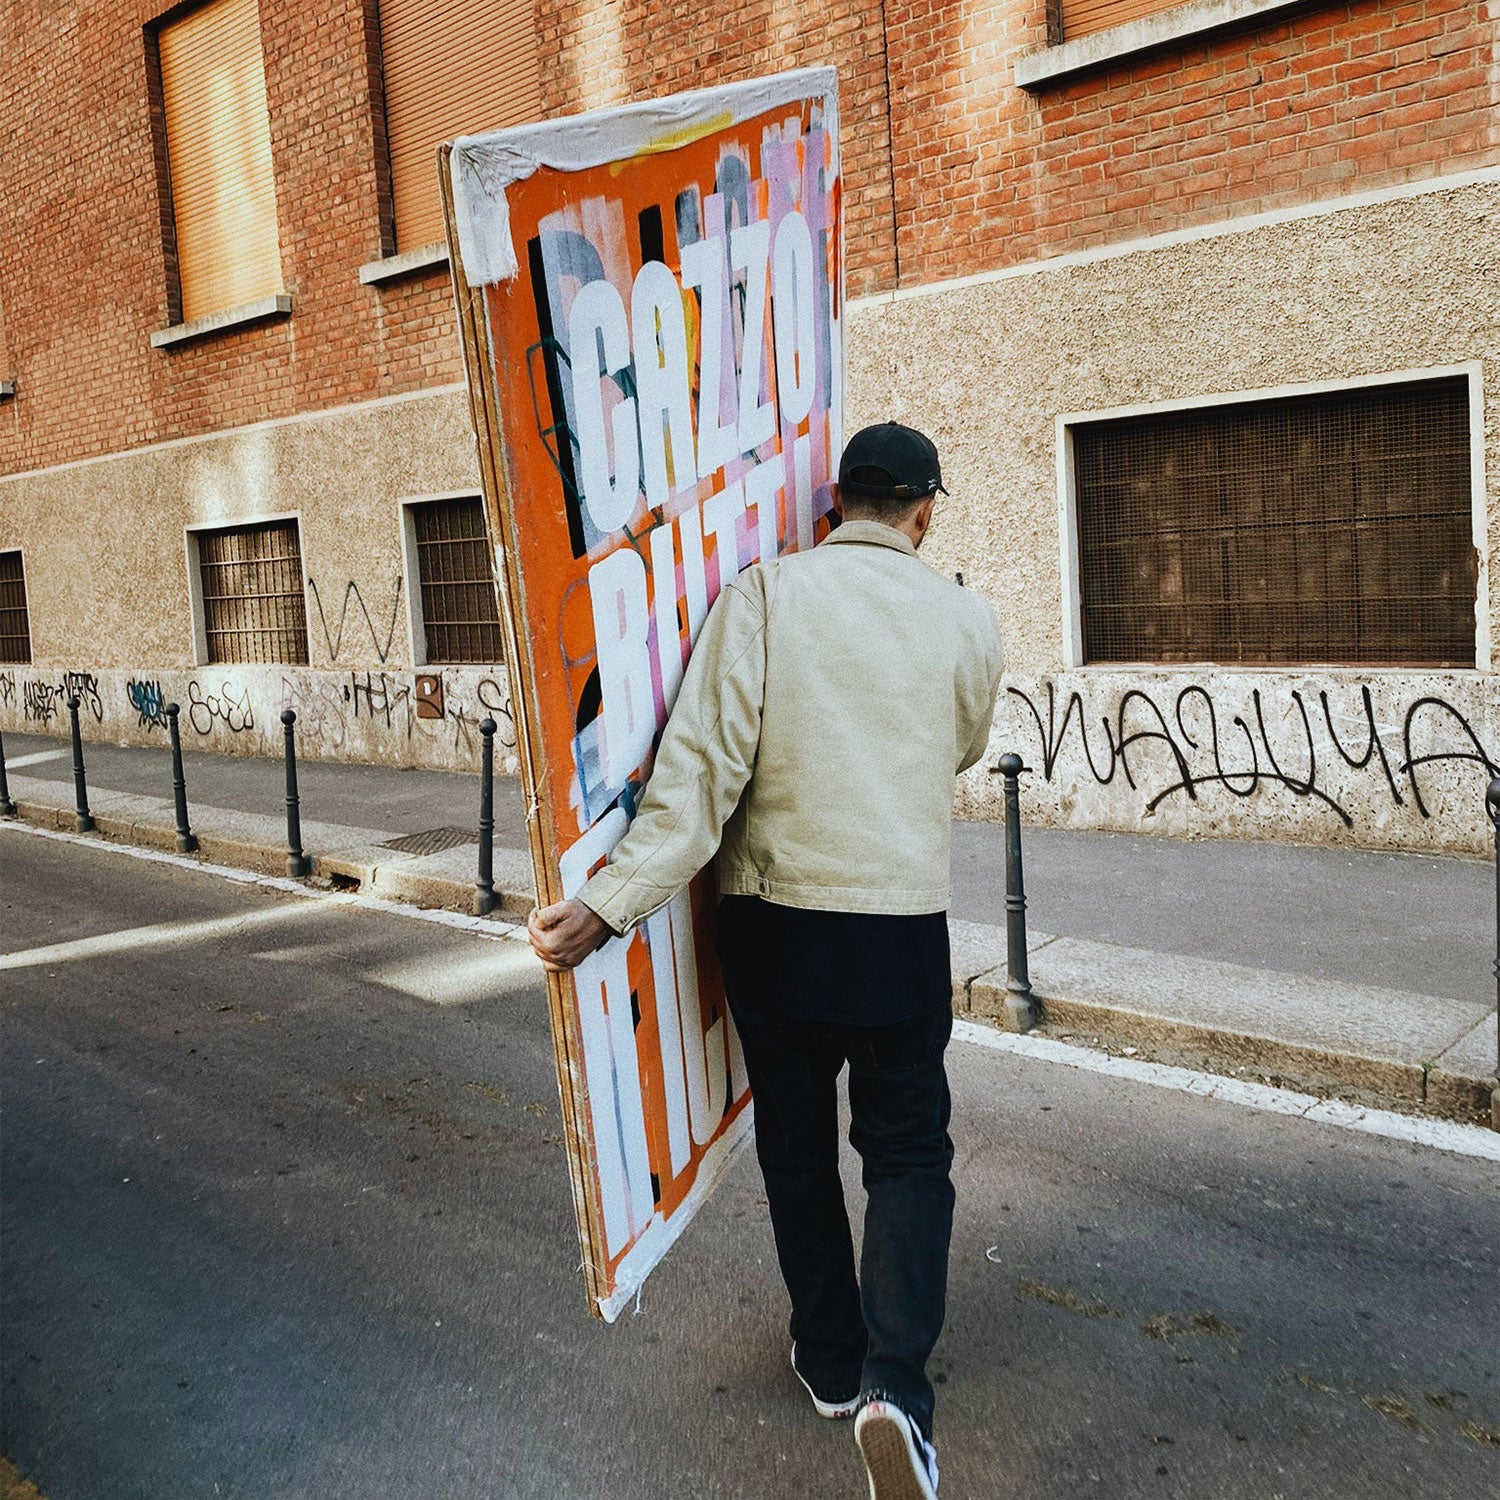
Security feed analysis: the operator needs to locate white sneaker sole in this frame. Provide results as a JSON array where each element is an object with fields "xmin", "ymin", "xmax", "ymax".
[
  {"xmin": 855, "ymin": 1402, "xmax": 937, "ymax": 1500},
  {"xmin": 790, "ymin": 1353, "xmax": 860, "ymax": 1419}
]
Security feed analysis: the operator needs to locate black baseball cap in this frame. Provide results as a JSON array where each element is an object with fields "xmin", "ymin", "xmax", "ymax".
[{"xmin": 837, "ymin": 422, "xmax": 947, "ymax": 501}]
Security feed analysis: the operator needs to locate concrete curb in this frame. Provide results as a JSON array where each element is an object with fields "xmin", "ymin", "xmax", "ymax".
[{"xmin": 4, "ymin": 781, "xmax": 1495, "ymax": 1128}]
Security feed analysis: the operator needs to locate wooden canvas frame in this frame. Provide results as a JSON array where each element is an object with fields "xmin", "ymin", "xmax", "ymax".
[{"xmin": 440, "ymin": 69, "xmax": 843, "ymax": 1319}]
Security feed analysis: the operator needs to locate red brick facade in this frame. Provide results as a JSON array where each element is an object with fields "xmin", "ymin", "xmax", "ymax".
[
  {"xmin": 532, "ymin": 0, "xmax": 900, "ymax": 291},
  {"xmin": 0, "ymin": 1, "xmax": 459, "ymax": 476},
  {"xmin": 1, "ymin": 0, "xmax": 1493, "ymax": 474},
  {"xmin": 888, "ymin": 0, "xmax": 1498, "ymax": 284}
]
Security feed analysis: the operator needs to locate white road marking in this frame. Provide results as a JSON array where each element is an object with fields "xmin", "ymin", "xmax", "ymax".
[
  {"xmin": 4, "ymin": 750, "xmax": 69, "ymax": 769},
  {"xmin": 0, "ymin": 899, "xmax": 348, "ymax": 971},
  {"xmin": 5, "ymin": 818, "xmax": 1496, "ymax": 1161},
  {"xmin": 953, "ymin": 1020, "xmax": 1500, "ymax": 1164}
]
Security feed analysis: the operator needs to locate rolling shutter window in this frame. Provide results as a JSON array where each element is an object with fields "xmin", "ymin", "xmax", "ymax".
[
  {"xmin": 1060, "ymin": 0, "xmax": 1180, "ymax": 41},
  {"xmin": 158, "ymin": 0, "xmax": 281, "ymax": 324},
  {"xmin": 380, "ymin": 0, "xmax": 543, "ymax": 254}
]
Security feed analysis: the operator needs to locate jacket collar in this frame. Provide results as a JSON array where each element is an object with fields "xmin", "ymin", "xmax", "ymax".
[{"xmin": 818, "ymin": 518, "xmax": 919, "ymax": 558}]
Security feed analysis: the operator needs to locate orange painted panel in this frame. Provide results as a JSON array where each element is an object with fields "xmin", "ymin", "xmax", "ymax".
[{"xmin": 445, "ymin": 73, "xmax": 842, "ymax": 1318}]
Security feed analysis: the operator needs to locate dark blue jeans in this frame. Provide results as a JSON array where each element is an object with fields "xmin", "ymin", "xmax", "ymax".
[{"xmin": 717, "ymin": 907, "xmax": 955, "ymax": 1439}]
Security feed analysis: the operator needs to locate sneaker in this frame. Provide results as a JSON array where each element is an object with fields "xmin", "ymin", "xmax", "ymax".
[
  {"xmin": 789, "ymin": 1344, "xmax": 861, "ymax": 1419},
  {"xmin": 854, "ymin": 1399, "xmax": 939, "ymax": 1499}
]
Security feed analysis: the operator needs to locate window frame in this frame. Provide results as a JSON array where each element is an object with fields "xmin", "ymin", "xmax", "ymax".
[
  {"xmin": 373, "ymin": 0, "xmax": 544, "ymax": 259},
  {"xmin": 1017, "ymin": 0, "xmax": 1324, "ymax": 91},
  {"xmin": 0, "ymin": 548, "xmax": 33, "ymax": 666},
  {"xmin": 1056, "ymin": 364, "xmax": 1490, "ymax": 672},
  {"xmin": 184, "ymin": 512, "xmax": 311, "ymax": 667},
  {"xmin": 398, "ymin": 491, "xmax": 506, "ymax": 667}
]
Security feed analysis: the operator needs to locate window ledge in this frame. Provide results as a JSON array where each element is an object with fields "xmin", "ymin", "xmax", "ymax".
[
  {"xmin": 359, "ymin": 243, "xmax": 449, "ymax": 285},
  {"xmin": 150, "ymin": 293, "xmax": 293, "ymax": 349},
  {"xmin": 0, "ymin": 380, "xmax": 14, "ymax": 399},
  {"xmin": 1014, "ymin": 0, "xmax": 1313, "ymax": 89}
]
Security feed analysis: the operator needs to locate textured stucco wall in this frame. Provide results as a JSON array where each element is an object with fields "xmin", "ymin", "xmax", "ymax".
[
  {"xmin": 847, "ymin": 177, "xmax": 1499, "ymax": 853},
  {"xmin": 1, "ymin": 385, "xmax": 478, "ymax": 670},
  {"xmin": 3, "ymin": 179, "xmax": 1496, "ymax": 849},
  {"xmin": 958, "ymin": 669, "xmax": 1498, "ymax": 856},
  {"xmin": 0, "ymin": 663, "xmax": 516, "ymax": 776},
  {"xmin": 0, "ymin": 386, "xmax": 516, "ymax": 772}
]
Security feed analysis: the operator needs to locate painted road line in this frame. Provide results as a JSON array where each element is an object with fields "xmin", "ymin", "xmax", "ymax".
[
  {"xmin": 4, "ymin": 750, "xmax": 69, "ymax": 769},
  {"xmin": 953, "ymin": 1020, "xmax": 1500, "ymax": 1165}
]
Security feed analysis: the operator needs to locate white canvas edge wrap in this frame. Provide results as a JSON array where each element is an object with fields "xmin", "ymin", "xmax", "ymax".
[
  {"xmin": 594, "ymin": 1108, "xmax": 756, "ymax": 1322},
  {"xmin": 448, "ymin": 66, "xmax": 840, "ymax": 286}
]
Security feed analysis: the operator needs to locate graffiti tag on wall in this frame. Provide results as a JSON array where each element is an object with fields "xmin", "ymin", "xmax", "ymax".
[
  {"xmin": 1007, "ymin": 678, "xmax": 1498, "ymax": 829},
  {"xmin": 20, "ymin": 671, "xmax": 101, "ymax": 725},
  {"xmin": 127, "ymin": 677, "xmax": 169, "ymax": 730},
  {"xmin": 307, "ymin": 576, "xmax": 403, "ymax": 665}
]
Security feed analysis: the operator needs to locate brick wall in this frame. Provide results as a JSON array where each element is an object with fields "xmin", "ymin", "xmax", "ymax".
[
  {"xmin": 2, "ymin": 0, "xmax": 1492, "ymax": 478},
  {"xmin": 0, "ymin": 1, "xmax": 461, "ymax": 476},
  {"xmin": 887, "ymin": 0, "xmax": 1498, "ymax": 284},
  {"xmin": 532, "ymin": 0, "xmax": 900, "ymax": 294}
]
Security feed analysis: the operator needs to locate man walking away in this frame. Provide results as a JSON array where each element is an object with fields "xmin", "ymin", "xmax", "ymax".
[{"xmin": 529, "ymin": 423, "xmax": 1005, "ymax": 1499}]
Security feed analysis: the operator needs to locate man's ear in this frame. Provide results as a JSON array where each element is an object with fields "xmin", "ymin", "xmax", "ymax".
[
  {"xmin": 830, "ymin": 482, "xmax": 844, "ymax": 519},
  {"xmin": 913, "ymin": 495, "xmax": 937, "ymax": 538}
]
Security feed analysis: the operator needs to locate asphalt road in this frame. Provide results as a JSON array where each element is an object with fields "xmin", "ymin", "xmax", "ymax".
[
  {"xmin": 9, "ymin": 726, "xmax": 1493, "ymax": 1003},
  {"xmin": 2, "ymin": 827, "xmax": 1497, "ymax": 1499}
]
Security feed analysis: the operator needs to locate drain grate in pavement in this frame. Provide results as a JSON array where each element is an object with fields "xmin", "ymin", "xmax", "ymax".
[{"xmin": 381, "ymin": 826, "xmax": 481, "ymax": 857}]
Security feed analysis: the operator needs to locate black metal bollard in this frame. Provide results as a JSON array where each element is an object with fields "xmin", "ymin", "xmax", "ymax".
[
  {"xmin": 165, "ymin": 703, "xmax": 198, "ymax": 853},
  {"xmin": 475, "ymin": 717, "xmax": 498, "ymax": 916},
  {"xmin": 0, "ymin": 725, "xmax": 16, "ymax": 818},
  {"xmin": 281, "ymin": 709, "xmax": 311, "ymax": 878},
  {"xmin": 993, "ymin": 753, "xmax": 1038, "ymax": 1031},
  {"xmin": 68, "ymin": 695, "xmax": 96, "ymax": 833},
  {"xmin": 1487, "ymin": 777, "xmax": 1500, "ymax": 1128}
]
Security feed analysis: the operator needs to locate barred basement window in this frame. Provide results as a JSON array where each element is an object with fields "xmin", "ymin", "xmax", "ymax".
[
  {"xmin": 0, "ymin": 551, "xmax": 32, "ymax": 664},
  {"xmin": 197, "ymin": 520, "xmax": 309, "ymax": 665},
  {"xmin": 411, "ymin": 497, "xmax": 504, "ymax": 664},
  {"xmin": 1075, "ymin": 377, "xmax": 1477, "ymax": 668}
]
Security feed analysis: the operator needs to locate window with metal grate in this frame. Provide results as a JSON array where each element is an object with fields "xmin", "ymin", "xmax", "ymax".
[
  {"xmin": 411, "ymin": 496, "xmax": 504, "ymax": 664},
  {"xmin": 197, "ymin": 520, "xmax": 309, "ymax": 665},
  {"xmin": 0, "ymin": 551, "xmax": 32, "ymax": 664},
  {"xmin": 1074, "ymin": 377, "xmax": 1476, "ymax": 668}
]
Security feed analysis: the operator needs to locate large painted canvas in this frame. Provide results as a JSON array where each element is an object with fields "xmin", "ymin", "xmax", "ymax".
[{"xmin": 441, "ymin": 69, "xmax": 843, "ymax": 1320}]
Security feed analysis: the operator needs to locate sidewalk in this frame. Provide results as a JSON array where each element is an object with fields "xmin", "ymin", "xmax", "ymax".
[{"xmin": 4, "ymin": 728, "xmax": 1495, "ymax": 1125}]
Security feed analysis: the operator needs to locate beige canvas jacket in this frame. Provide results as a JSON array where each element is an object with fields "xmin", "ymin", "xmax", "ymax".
[{"xmin": 578, "ymin": 519, "xmax": 1005, "ymax": 935}]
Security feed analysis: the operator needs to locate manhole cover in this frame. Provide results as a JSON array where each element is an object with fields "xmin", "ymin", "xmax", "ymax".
[{"xmin": 381, "ymin": 826, "xmax": 480, "ymax": 857}]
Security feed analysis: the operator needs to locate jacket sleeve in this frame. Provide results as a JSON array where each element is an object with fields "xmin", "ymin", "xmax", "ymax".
[
  {"xmin": 577, "ymin": 569, "xmax": 768, "ymax": 935},
  {"xmin": 956, "ymin": 597, "xmax": 1005, "ymax": 774}
]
